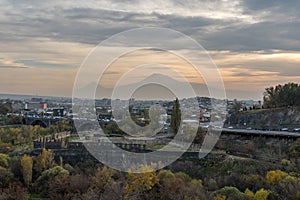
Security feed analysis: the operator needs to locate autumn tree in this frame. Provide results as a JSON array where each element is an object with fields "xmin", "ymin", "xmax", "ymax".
[
  {"xmin": 125, "ymin": 164, "xmax": 159, "ymax": 200},
  {"xmin": 159, "ymin": 170, "xmax": 206, "ymax": 200},
  {"xmin": 245, "ymin": 188, "xmax": 255, "ymax": 199},
  {"xmin": 0, "ymin": 182, "xmax": 28, "ymax": 200},
  {"xmin": 34, "ymin": 148, "xmax": 55, "ymax": 175},
  {"xmin": 266, "ymin": 170, "xmax": 287, "ymax": 185},
  {"xmin": 210, "ymin": 186, "xmax": 249, "ymax": 200},
  {"xmin": 91, "ymin": 166, "xmax": 115, "ymax": 193},
  {"xmin": 160, "ymin": 177, "xmax": 186, "ymax": 199},
  {"xmin": 49, "ymin": 174, "xmax": 91, "ymax": 200},
  {"xmin": 0, "ymin": 153, "xmax": 9, "ymax": 168},
  {"xmin": 254, "ymin": 189, "xmax": 269, "ymax": 200},
  {"xmin": 21, "ymin": 154, "xmax": 33, "ymax": 187}
]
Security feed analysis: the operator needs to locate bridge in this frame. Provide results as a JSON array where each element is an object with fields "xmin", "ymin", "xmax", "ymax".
[
  {"xmin": 22, "ymin": 116, "xmax": 72, "ymax": 128},
  {"xmin": 221, "ymin": 128, "xmax": 300, "ymax": 139},
  {"xmin": 22, "ymin": 114, "xmax": 300, "ymax": 140}
]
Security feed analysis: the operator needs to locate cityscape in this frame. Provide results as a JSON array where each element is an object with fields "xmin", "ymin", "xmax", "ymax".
[
  {"xmin": 0, "ymin": 86, "xmax": 300, "ymax": 199},
  {"xmin": 0, "ymin": 0, "xmax": 300, "ymax": 200}
]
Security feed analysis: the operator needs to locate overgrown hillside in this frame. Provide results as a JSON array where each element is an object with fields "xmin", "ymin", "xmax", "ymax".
[{"xmin": 226, "ymin": 107, "xmax": 300, "ymax": 130}]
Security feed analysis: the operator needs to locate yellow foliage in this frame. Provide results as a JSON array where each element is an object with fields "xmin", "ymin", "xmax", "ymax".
[
  {"xmin": 34, "ymin": 148, "xmax": 54, "ymax": 174},
  {"xmin": 190, "ymin": 179, "xmax": 203, "ymax": 189},
  {"xmin": 254, "ymin": 189, "xmax": 269, "ymax": 200},
  {"xmin": 281, "ymin": 159, "xmax": 291, "ymax": 166},
  {"xmin": 125, "ymin": 164, "xmax": 159, "ymax": 199},
  {"xmin": 21, "ymin": 154, "xmax": 33, "ymax": 187},
  {"xmin": 266, "ymin": 170, "xmax": 288, "ymax": 185},
  {"xmin": 245, "ymin": 188, "xmax": 255, "ymax": 199},
  {"xmin": 214, "ymin": 195, "xmax": 226, "ymax": 200}
]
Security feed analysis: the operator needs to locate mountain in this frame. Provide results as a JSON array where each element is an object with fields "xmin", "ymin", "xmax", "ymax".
[{"xmin": 93, "ymin": 73, "xmax": 210, "ymax": 100}]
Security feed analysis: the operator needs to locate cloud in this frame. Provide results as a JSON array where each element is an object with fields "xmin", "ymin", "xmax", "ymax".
[
  {"xmin": 0, "ymin": 0, "xmax": 299, "ymax": 99},
  {"xmin": 0, "ymin": 58, "xmax": 28, "ymax": 69},
  {"xmin": 0, "ymin": 65, "xmax": 27, "ymax": 69}
]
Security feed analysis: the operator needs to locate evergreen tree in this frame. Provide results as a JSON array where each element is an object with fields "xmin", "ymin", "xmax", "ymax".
[{"xmin": 171, "ymin": 98, "xmax": 181, "ymax": 134}]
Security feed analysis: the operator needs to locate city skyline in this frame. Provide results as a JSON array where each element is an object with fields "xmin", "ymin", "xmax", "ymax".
[{"xmin": 0, "ymin": 0, "xmax": 300, "ymax": 100}]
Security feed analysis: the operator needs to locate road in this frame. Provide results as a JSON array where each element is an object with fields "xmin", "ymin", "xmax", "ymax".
[{"xmin": 221, "ymin": 128, "xmax": 300, "ymax": 138}]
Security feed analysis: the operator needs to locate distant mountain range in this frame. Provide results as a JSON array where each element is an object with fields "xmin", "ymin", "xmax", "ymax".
[
  {"xmin": 78, "ymin": 73, "xmax": 211, "ymax": 100},
  {"xmin": 1, "ymin": 74, "xmax": 262, "ymax": 101}
]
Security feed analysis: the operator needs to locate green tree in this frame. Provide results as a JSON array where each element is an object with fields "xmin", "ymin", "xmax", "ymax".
[
  {"xmin": 171, "ymin": 98, "xmax": 181, "ymax": 134},
  {"xmin": 263, "ymin": 82, "xmax": 300, "ymax": 108},
  {"xmin": 0, "ymin": 153, "xmax": 9, "ymax": 168},
  {"xmin": 288, "ymin": 138, "xmax": 300, "ymax": 158},
  {"xmin": 35, "ymin": 166, "xmax": 69, "ymax": 197},
  {"xmin": 232, "ymin": 102, "xmax": 243, "ymax": 113},
  {"xmin": 210, "ymin": 186, "xmax": 249, "ymax": 200},
  {"xmin": 0, "ymin": 105, "xmax": 11, "ymax": 115},
  {"xmin": 0, "ymin": 166, "xmax": 14, "ymax": 188},
  {"xmin": 157, "ymin": 170, "xmax": 175, "ymax": 183}
]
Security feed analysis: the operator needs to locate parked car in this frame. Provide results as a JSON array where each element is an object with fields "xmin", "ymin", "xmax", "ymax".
[
  {"xmin": 280, "ymin": 128, "xmax": 288, "ymax": 131},
  {"xmin": 293, "ymin": 128, "xmax": 300, "ymax": 132}
]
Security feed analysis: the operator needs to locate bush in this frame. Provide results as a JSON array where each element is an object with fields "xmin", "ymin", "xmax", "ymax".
[{"xmin": 210, "ymin": 186, "xmax": 250, "ymax": 200}]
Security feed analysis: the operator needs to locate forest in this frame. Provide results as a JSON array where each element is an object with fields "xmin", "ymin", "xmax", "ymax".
[{"xmin": 0, "ymin": 124, "xmax": 299, "ymax": 199}]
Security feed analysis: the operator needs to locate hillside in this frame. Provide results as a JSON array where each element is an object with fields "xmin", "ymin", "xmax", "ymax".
[{"xmin": 226, "ymin": 107, "xmax": 300, "ymax": 130}]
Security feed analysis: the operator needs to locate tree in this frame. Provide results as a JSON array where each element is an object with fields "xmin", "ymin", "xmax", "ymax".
[
  {"xmin": 245, "ymin": 188, "xmax": 255, "ymax": 199},
  {"xmin": 288, "ymin": 138, "xmax": 300, "ymax": 159},
  {"xmin": 49, "ymin": 174, "xmax": 91, "ymax": 200},
  {"xmin": 21, "ymin": 154, "xmax": 33, "ymax": 187},
  {"xmin": 174, "ymin": 171, "xmax": 192, "ymax": 182},
  {"xmin": 254, "ymin": 189, "xmax": 269, "ymax": 200},
  {"xmin": 210, "ymin": 186, "xmax": 249, "ymax": 200},
  {"xmin": 91, "ymin": 166, "xmax": 115, "ymax": 193},
  {"xmin": 0, "ymin": 105, "xmax": 11, "ymax": 115},
  {"xmin": 56, "ymin": 120, "xmax": 73, "ymax": 132},
  {"xmin": 214, "ymin": 195, "xmax": 226, "ymax": 200},
  {"xmin": 171, "ymin": 98, "xmax": 181, "ymax": 134},
  {"xmin": 195, "ymin": 126, "xmax": 206, "ymax": 144},
  {"xmin": 10, "ymin": 156, "xmax": 23, "ymax": 180},
  {"xmin": 157, "ymin": 170, "xmax": 175, "ymax": 184},
  {"xmin": 125, "ymin": 164, "xmax": 158, "ymax": 200},
  {"xmin": 0, "ymin": 182, "xmax": 28, "ymax": 200},
  {"xmin": 0, "ymin": 166, "xmax": 14, "ymax": 188},
  {"xmin": 34, "ymin": 148, "xmax": 55, "ymax": 175},
  {"xmin": 0, "ymin": 153, "xmax": 9, "ymax": 168},
  {"xmin": 263, "ymin": 82, "xmax": 300, "ymax": 108},
  {"xmin": 35, "ymin": 166, "xmax": 69, "ymax": 197},
  {"xmin": 160, "ymin": 177, "xmax": 186, "ymax": 200},
  {"xmin": 232, "ymin": 102, "xmax": 243, "ymax": 113},
  {"xmin": 277, "ymin": 175, "xmax": 300, "ymax": 199},
  {"xmin": 266, "ymin": 170, "xmax": 287, "ymax": 185}
]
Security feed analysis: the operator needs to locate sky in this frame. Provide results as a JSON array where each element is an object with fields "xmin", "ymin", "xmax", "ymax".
[{"xmin": 0, "ymin": 0, "xmax": 300, "ymax": 100}]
